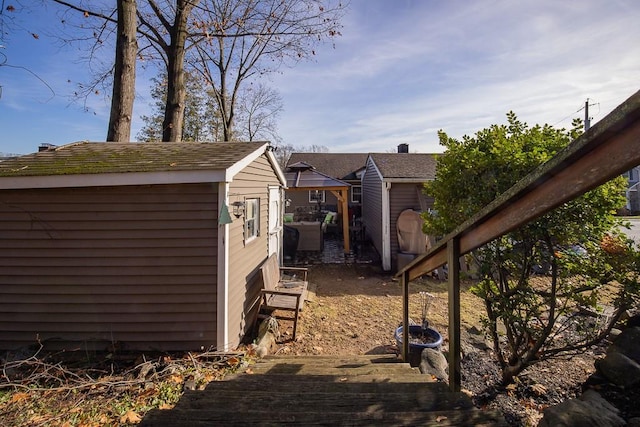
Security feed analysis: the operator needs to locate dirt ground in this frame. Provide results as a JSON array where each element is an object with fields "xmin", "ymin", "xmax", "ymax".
[{"xmin": 271, "ymin": 263, "xmax": 604, "ymax": 427}]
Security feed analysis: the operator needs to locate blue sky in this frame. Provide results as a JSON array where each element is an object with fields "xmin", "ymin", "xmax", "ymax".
[{"xmin": 1, "ymin": 0, "xmax": 639, "ymax": 155}]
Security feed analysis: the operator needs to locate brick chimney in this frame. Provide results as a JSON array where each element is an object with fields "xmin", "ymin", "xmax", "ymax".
[{"xmin": 38, "ymin": 143, "xmax": 56, "ymax": 152}]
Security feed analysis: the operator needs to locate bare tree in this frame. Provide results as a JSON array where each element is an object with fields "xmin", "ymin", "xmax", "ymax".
[
  {"xmin": 106, "ymin": 0, "xmax": 137, "ymax": 142},
  {"xmin": 48, "ymin": 0, "xmax": 344, "ymax": 142},
  {"xmin": 137, "ymin": 0, "xmax": 200, "ymax": 141},
  {"xmin": 191, "ymin": 0, "xmax": 345, "ymax": 141},
  {"xmin": 273, "ymin": 143, "xmax": 329, "ymax": 169},
  {"xmin": 235, "ymin": 82, "xmax": 283, "ymax": 142}
]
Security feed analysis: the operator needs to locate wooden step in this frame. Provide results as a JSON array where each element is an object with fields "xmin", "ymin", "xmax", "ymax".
[
  {"xmin": 141, "ymin": 408, "xmax": 507, "ymax": 426},
  {"xmin": 248, "ymin": 356, "xmax": 416, "ymax": 375},
  {"xmin": 260, "ymin": 354, "xmax": 402, "ymax": 364},
  {"xmin": 139, "ymin": 355, "xmax": 507, "ymax": 426},
  {"xmin": 223, "ymin": 372, "xmax": 432, "ymax": 384},
  {"xmin": 175, "ymin": 388, "xmax": 474, "ymax": 412}
]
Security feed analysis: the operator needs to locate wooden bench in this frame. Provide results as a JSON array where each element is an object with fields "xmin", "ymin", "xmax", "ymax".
[{"xmin": 258, "ymin": 254, "xmax": 309, "ymax": 340}]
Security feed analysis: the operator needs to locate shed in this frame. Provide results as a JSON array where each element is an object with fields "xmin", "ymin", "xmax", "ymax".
[
  {"xmin": 0, "ymin": 141, "xmax": 285, "ymax": 352},
  {"xmin": 361, "ymin": 153, "xmax": 437, "ymax": 271}
]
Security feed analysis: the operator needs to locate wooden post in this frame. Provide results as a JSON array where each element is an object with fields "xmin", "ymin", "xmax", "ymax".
[
  {"xmin": 401, "ymin": 270, "xmax": 410, "ymax": 362},
  {"xmin": 447, "ymin": 237, "xmax": 461, "ymax": 392},
  {"xmin": 340, "ymin": 189, "xmax": 350, "ymax": 253}
]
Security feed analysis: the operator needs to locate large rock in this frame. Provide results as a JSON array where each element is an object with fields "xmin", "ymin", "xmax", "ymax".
[
  {"xmin": 538, "ymin": 389, "xmax": 625, "ymax": 427},
  {"xmin": 419, "ymin": 348, "xmax": 448, "ymax": 381},
  {"xmin": 597, "ymin": 351, "xmax": 640, "ymax": 388},
  {"xmin": 608, "ymin": 326, "xmax": 640, "ymax": 364}
]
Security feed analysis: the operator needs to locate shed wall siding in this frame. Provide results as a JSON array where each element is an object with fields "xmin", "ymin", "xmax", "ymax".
[
  {"xmin": 362, "ymin": 161, "xmax": 383, "ymax": 260},
  {"xmin": 227, "ymin": 155, "xmax": 280, "ymax": 349},
  {"xmin": 0, "ymin": 183, "xmax": 218, "ymax": 351}
]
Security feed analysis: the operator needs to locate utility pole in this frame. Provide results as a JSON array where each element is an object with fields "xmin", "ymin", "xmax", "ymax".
[{"xmin": 584, "ymin": 99, "xmax": 591, "ymax": 131}]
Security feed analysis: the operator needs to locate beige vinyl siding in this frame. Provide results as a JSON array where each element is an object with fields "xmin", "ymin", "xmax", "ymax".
[
  {"xmin": 388, "ymin": 183, "xmax": 433, "ymax": 271},
  {"xmin": 361, "ymin": 160, "xmax": 383, "ymax": 260},
  {"xmin": 0, "ymin": 183, "xmax": 218, "ymax": 351},
  {"xmin": 227, "ymin": 154, "xmax": 280, "ymax": 349}
]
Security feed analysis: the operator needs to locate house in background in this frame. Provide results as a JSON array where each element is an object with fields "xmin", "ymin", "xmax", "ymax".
[
  {"xmin": 286, "ymin": 153, "xmax": 368, "ymax": 219},
  {"xmin": 0, "ymin": 141, "xmax": 285, "ymax": 352},
  {"xmin": 624, "ymin": 166, "xmax": 640, "ymax": 214},
  {"xmin": 361, "ymin": 151, "xmax": 437, "ymax": 272}
]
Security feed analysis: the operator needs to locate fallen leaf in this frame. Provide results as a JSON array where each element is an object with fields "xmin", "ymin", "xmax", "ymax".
[
  {"xmin": 10, "ymin": 392, "xmax": 30, "ymax": 403},
  {"xmin": 159, "ymin": 403, "xmax": 174, "ymax": 410},
  {"xmin": 530, "ymin": 383, "xmax": 547, "ymax": 395},
  {"xmin": 245, "ymin": 367, "xmax": 254, "ymax": 374},
  {"xmin": 436, "ymin": 415, "xmax": 448, "ymax": 422},
  {"xmin": 120, "ymin": 410, "xmax": 142, "ymax": 424},
  {"xmin": 169, "ymin": 374, "xmax": 183, "ymax": 384}
]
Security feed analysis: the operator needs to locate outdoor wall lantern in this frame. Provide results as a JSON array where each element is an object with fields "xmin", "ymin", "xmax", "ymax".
[{"xmin": 231, "ymin": 201, "xmax": 245, "ymax": 218}]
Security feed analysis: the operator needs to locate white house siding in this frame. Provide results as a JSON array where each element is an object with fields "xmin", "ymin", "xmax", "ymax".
[
  {"xmin": 227, "ymin": 154, "xmax": 281, "ymax": 349},
  {"xmin": 0, "ymin": 183, "xmax": 218, "ymax": 352}
]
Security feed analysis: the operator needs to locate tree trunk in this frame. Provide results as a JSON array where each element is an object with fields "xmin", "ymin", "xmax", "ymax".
[
  {"xmin": 161, "ymin": 0, "xmax": 197, "ymax": 142},
  {"xmin": 106, "ymin": 0, "xmax": 137, "ymax": 142}
]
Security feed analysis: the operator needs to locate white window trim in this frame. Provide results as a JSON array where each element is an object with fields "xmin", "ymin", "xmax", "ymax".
[
  {"xmin": 351, "ymin": 185, "xmax": 362, "ymax": 203},
  {"xmin": 309, "ymin": 190, "xmax": 325, "ymax": 203},
  {"xmin": 245, "ymin": 198, "xmax": 260, "ymax": 242}
]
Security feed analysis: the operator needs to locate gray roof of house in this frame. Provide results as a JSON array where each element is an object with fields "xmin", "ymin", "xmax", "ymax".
[
  {"xmin": 287, "ymin": 153, "xmax": 369, "ymax": 180},
  {"xmin": 0, "ymin": 141, "xmax": 268, "ymax": 177},
  {"xmin": 285, "ymin": 161, "xmax": 350, "ymax": 189},
  {"xmin": 368, "ymin": 153, "xmax": 437, "ymax": 179}
]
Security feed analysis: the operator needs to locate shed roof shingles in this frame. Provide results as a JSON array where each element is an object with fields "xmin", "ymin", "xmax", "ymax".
[{"xmin": 0, "ymin": 141, "xmax": 267, "ymax": 177}]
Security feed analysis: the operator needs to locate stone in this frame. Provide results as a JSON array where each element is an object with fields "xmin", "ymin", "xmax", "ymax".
[
  {"xmin": 461, "ymin": 329, "xmax": 491, "ymax": 355},
  {"xmin": 597, "ymin": 351, "xmax": 640, "ymax": 388},
  {"xmin": 608, "ymin": 328, "xmax": 622, "ymax": 340},
  {"xmin": 537, "ymin": 389, "xmax": 624, "ymax": 427},
  {"xmin": 419, "ymin": 348, "xmax": 448, "ymax": 381},
  {"xmin": 608, "ymin": 326, "xmax": 640, "ymax": 364}
]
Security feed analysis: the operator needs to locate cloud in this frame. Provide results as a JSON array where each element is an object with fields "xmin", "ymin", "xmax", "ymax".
[{"xmin": 272, "ymin": 0, "xmax": 640, "ymax": 154}]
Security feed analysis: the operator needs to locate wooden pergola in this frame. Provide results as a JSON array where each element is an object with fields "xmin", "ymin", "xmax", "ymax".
[
  {"xmin": 396, "ymin": 89, "xmax": 640, "ymax": 392},
  {"xmin": 285, "ymin": 162, "xmax": 351, "ymax": 253}
]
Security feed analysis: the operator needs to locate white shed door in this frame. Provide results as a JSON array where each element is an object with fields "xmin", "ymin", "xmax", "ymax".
[{"xmin": 268, "ymin": 186, "xmax": 282, "ymax": 261}]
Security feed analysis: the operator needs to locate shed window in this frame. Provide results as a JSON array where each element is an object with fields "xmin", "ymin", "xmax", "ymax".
[
  {"xmin": 351, "ymin": 185, "xmax": 362, "ymax": 203},
  {"xmin": 309, "ymin": 190, "xmax": 325, "ymax": 203},
  {"xmin": 245, "ymin": 198, "xmax": 259, "ymax": 241}
]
